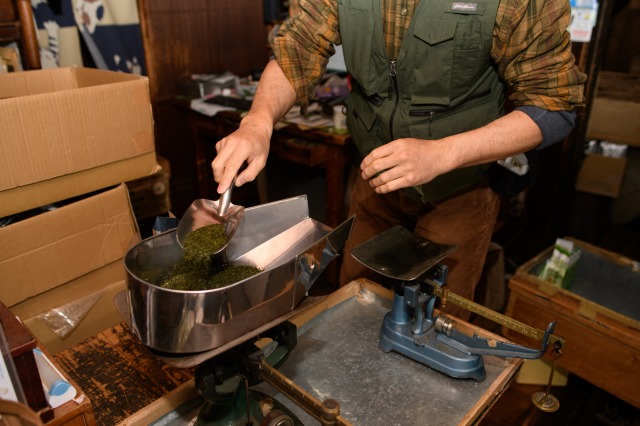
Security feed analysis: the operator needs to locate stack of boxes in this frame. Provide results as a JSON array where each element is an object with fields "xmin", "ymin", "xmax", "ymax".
[
  {"xmin": 578, "ymin": 71, "xmax": 640, "ymax": 198},
  {"xmin": 0, "ymin": 67, "xmax": 158, "ymax": 354}
]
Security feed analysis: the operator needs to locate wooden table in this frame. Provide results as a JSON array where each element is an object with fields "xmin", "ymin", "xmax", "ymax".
[
  {"xmin": 43, "ymin": 345, "xmax": 96, "ymax": 426},
  {"xmin": 53, "ymin": 323, "xmax": 194, "ymax": 426},
  {"xmin": 53, "ymin": 280, "xmax": 523, "ymax": 425},
  {"xmin": 189, "ymin": 109, "xmax": 354, "ymax": 228}
]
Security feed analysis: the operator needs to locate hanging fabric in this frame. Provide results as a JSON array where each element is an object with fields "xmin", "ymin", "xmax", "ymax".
[
  {"xmin": 31, "ymin": 0, "xmax": 146, "ymax": 75},
  {"xmin": 32, "ymin": 0, "xmax": 84, "ymax": 68}
]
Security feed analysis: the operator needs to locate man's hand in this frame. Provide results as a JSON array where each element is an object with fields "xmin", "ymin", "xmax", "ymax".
[
  {"xmin": 360, "ymin": 138, "xmax": 453, "ymax": 194},
  {"xmin": 212, "ymin": 118, "xmax": 272, "ymax": 194},
  {"xmin": 360, "ymin": 110, "xmax": 543, "ymax": 194}
]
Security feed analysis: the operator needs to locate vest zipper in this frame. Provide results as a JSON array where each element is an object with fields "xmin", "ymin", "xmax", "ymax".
[
  {"xmin": 428, "ymin": 111, "xmax": 434, "ymax": 138},
  {"xmin": 388, "ymin": 60, "xmax": 399, "ymax": 140},
  {"xmin": 411, "ymin": 108, "xmax": 442, "ymax": 138},
  {"xmin": 408, "ymin": 89, "xmax": 492, "ymax": 118},
  {"xmin": 408, "ymin": 88, "xmax": 493, "ymax": 137}
]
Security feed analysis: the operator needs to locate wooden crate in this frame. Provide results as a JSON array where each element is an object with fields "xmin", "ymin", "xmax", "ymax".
[
  {"xmin": 272, "ymin": 137, "xmax": 327, "ymax": 167},
  {"xmin": 504, "ymin": 238, "xmax": 640, "ymax": 408},
  {"xmin": 53, "ymin": 324, "xmax": 195, "ymax": 426},
  {"xmin": 0, "ymin": 301, "xmax": 51, "ymax": 421},
  {"xmin": 0, "ymin": 302, "xmax": 95, "ymax": 424},
  {"xmin": 43, "ymin": 343, "xmax": 96, "ymax": 426}
]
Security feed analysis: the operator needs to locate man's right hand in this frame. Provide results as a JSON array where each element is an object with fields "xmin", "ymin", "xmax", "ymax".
[
  {"xmin": 210, "ymin": 59, "xmax": 298, "ymax": 195},
  {"xmin": 212, "ymin": 116, "xmax": 272, "ymax": 194}
]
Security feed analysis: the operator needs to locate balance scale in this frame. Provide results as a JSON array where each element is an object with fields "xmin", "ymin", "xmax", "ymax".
[
  {"xmin": 121, "ymin": 199, "xmax": 565, "ymax": 425},
  {"xmin": 350, "ymin": 226, "xmax": 564, "ymax": 385}
]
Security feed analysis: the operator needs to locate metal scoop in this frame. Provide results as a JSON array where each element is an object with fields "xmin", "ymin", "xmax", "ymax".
[{"xmin": 176, "ymin": 177, "xmax": 245, "ymax": 255}]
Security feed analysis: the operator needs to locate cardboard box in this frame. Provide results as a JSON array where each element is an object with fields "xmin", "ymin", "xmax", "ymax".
[
  {"xmin": 586, "ymin": 71, "xmax": 640, "ymax": 147},
  {"xmin": 586, "ymin": 98, "xmax": 640, "ymax": 147},
  {"xmin": 575, "ymin": 153, "xmax": 627, "ymax": 197},
  {"xmin": 0, "ymin": 184, "xmax": 139, "ymax": 353},
  {"xmin": 127, "ymin": 156, "xmax": 171, "ymax": 221},
  {"xmin": 0, "ymin": 183, "xmax": 137, "ymax": 305},
  {"xmin": 19, "ymin": 280, "xmax": 127, "ymax": 354},
  {"xmin": 0, "ymin": 67, "xmax": 157, "ymax": 218},
  {"xmin": 504, "ymin": 238, "xmax": 640, "ymax": 408}
]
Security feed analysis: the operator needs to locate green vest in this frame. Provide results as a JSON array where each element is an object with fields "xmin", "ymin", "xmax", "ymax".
[{"xmin": 338, "ymin": 0, "xmax": 504, "ymax": 202}]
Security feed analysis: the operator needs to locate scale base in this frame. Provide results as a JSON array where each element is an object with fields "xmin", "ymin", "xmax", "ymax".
[
  {"xmin": 195, "ymin": 388, "xmax": 304, "ymax": 426},
  {"xmin": 379, "ymin": 313, "xmax": 486, "ymax": 382}
]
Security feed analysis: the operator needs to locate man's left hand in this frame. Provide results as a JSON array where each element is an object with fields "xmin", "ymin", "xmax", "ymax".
[{"xmin": 360, "ymin": 138, "xmax": 453, "ymax": 194}]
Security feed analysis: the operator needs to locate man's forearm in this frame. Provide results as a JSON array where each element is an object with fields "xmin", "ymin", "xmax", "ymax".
[
  {"xmin": 241, "ymin": 59, "xmax": 297, "ymax": 129},
  {"xmin": 211, "ymin": 59, "xmax": 297, "ymax": 193},
  {"xmin": 447, "ymin": 110, "xmax": 543, "ymax": 169}
]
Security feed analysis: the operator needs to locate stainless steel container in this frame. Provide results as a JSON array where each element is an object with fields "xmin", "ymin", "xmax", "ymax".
[{"xmin": 124, "ymin": 196, "xmax": 354, "ymax": 354}]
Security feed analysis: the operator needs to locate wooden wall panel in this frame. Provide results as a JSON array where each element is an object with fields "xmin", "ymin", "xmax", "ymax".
[
  {"xmin": 138, "ymin": 0, "xmax": 269, "ymax": 102},
  {"xmin": 136, "ymin": 1, "xmax": 270, "ymax": 218}
]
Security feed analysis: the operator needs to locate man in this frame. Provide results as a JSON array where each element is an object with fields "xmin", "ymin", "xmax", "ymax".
[{"xmin": 211, "ymin": 0, "xmax": 586, "ymax": 319}]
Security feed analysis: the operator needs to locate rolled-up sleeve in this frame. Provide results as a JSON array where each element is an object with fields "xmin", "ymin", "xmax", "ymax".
[
  {"xmin": 270, "ymin": 0, "xmax": 341, "ymax": 109},
  {"xmin": 492, "ymin": 0, "xmax": 587, "ymax": 111}
]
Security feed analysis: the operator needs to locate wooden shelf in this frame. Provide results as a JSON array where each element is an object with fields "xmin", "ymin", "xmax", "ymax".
[{"xmin": 0, "ymin": 0, "xmax": 40, "ymax": 70}]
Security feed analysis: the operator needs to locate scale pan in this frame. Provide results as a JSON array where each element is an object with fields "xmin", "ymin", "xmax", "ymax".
[{"xmin": 351, "ymin": 225, "xmax": 457, "ymax": 281}]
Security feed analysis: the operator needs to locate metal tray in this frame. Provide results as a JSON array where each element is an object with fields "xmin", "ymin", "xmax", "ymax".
[{"xmin": 145, "ymin": 280, "xmax": 522, "ymax": 426}]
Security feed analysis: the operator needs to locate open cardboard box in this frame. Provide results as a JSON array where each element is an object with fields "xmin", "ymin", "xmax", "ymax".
[
  {"xmin": 0, "ymin": 67, "xmax": 157, "ymax": 218},
  {"xmin": 19, "ymin": 279, "xmax": 127, "ymax": 354},
  {"xmin": 586, "ymin": 97, "xmax": 640, "ymax": 147},
  {"xmin": 586, "ymin": 71, "xmax": 640, "ymax": 148},
  {"xmin": 575, "ymin": 153, "xmax": 627, "ymax": 198},
  {"xmin": 0, "ymin": 184, "xmax": 140, "ymax": 353}
]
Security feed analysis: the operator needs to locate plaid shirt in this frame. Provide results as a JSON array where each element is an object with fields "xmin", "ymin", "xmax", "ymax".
[{"xmin": 271, "ymin": 0, "xmax": 586, "ymax": 111}]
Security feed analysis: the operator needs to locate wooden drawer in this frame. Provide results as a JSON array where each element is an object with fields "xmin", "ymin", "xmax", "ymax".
[
  {"xmin": 503, "ymin": 238, "xmax": 640, "ymax": 408},
  {"xmin": 272, "ymin": 137, "xmax": 327, "ymax": 167}
]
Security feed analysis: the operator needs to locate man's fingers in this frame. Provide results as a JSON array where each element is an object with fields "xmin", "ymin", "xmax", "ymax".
[
  {"xmin": 235, "ymin": 168, "xmax": 252, "ymax": 188},
  {"xmin": 216, "ymin": 171, "xmax": 235, "ymax": 194},
  {"xmin": 214, "ymin": 156, "xmax": 243, "ymax": 193},
  {"xmin": 217, "ymin": 155, "xmax": 265, "ymax": 192}
]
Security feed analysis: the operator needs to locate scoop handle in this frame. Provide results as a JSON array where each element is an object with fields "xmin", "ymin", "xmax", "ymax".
[{"xmin": 218, "ymin": 176, "xmax": 235, "ymax": 216}]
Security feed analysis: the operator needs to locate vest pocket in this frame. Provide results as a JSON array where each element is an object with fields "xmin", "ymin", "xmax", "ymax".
[
  {"xmin": 341, "ymin": 8, "xmax": 373, "ymax": 88},
  {"xmin": 411, "ymin": 19, "xmax": 457, "ymax": 105},
  {"xmin": 411, "ymin": 18, "xmax": 486, "ymax": 104},
  {"xmin": 345, "ymin": 94, "xmax": 383, "ymax": 157},
  {"xmin": 450, "ymin": 21, "xmax": 485, "ymax": 98}
]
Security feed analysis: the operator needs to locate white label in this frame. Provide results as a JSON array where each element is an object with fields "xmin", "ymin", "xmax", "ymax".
[{"xmin": 0, "ymin": 355, "xmax": 19, "ymax": 402}]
